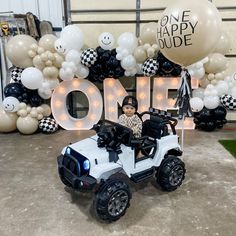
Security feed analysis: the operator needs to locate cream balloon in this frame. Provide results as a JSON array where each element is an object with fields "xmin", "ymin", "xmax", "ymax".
[
  {"xmin": 133, "ymin": 46, "xmax": 147, "ymax": 63},
  {"xmin": 6, "ymin": 35, "xmax": 37, "ymax": 68},
  {"xmin": 43, "ymin": 66, "xmax": 59, "ymax": 78},
  {"xmin": 16, "ymin": 116, "xmax": 39, "ymax": 134},
  {"xmin": 39, "ymin": 34, "xmax": 57, "ymax": 52},
  {"xmin": 0, "ymin": 107, "xmax": 18, "ymax": 132},
  {"xmin": 204, "ymin": 53, "xmax": 228, "ymax": 74},
  {"xmin": 53, "ymin": 53, "xmax": 64, "ymax": 68},
  {"xmin": 157, "ymin": 0, "xmax": 222, "ymax": 66},
  {"xmin": 140, "ymin": 22, "xmax": 158, "ymax": 45},
  {"xmin": 33, "ymin": 55, "xmax": 45, "ymax": 70},
  {"xmin": 39, "ymin": 104, "xmax": 51, "ymax": 117}
]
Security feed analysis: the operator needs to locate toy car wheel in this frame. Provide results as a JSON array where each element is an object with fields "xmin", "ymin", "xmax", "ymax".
[
  {"xmin": 156, "ymin": 156, "xmax": 186, "ymax": 191},
  {"xmin": 94, "ymin": 179, "xmax": 131, "ymax": 222}
]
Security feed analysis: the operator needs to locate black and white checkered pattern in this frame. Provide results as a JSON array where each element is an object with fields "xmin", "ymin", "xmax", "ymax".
[
  {"xmin": 81, "ymin": 48, "xmax": 98, "ymax": 67},
  {"xmin": 142, "ymin": 58, "xmax": 159, "ymax": 76},
  {"xmin": 9, "ymin": 66, "xmax": 23, "ymax": 83},
  {"xmin": 220, "ymin": 94, "xmax": 236, "ymax": 110},
  {"xmin": 39, "ymin": 117, "xmax": 58, "ymax": 133}
]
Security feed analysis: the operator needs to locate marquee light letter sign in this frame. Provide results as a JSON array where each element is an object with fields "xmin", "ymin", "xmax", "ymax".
[
  {"xmin": 51, "ymin": 77, "xmax": 199, "ymax": 130},
  {"xmin": 51, "ymin": 78, "xmax": 103, "ymax": 130}
]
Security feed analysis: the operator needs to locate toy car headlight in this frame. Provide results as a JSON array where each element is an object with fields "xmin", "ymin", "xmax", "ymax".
[
  {"xmin": 83, "ymin": 159, "xmax": 90, "ymax": 171},
  {"xmin": 66, "ymin": 147, "xmax": 71, "ymax": 155}
]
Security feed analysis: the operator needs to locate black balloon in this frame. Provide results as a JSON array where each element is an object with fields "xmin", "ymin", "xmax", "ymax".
[
  {"xmin": 213, "ymin": 106, "xmax": 227, "ymax": 120},
  {"xmin": 87, "ymin": 47, "xmax": 124, "ymax": 83},
  {"xmin": 29, "ymin": 94, "xmax": 43, "ymax": 106},
  {"xmin": 161, "ymin": 61, "xmax": 174, "ymax": 74},
  {"xmin": 4, "ymin": 82, "xmax": 24, "ymax": 98},
  {"xmin": 193, "ymin": 106, "xmax": 227, "ymax": 132},
  {"xmin": 155, "ymin": 52, "xmax": 181, "ymax": 77}
]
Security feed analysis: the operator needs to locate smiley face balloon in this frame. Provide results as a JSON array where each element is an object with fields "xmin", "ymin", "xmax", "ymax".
[
  {"xmin": 98, "ymin": 32, "xmax": 115, "ymax": 50},
  {"xmin": 54, "ymin": 38, "xmax": 68, "ymax": 54},
  {"xmin": 3, "ymin": 96, "xmax": 20, "ymax": 112}
]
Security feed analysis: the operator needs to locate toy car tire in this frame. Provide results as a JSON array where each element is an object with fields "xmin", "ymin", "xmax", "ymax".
[
  {"xmin": 94, "ymin": 179, "xmax": 131, "ymax": 222},
  {"xmin": 156, "ymin": 156, "xmax": 186, "ymax": 191}
]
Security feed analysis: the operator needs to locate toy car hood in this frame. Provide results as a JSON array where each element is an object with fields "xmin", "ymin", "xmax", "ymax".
[{"xmin": 61, "ymin": 135, "xmax": 110, "ymax": 164}]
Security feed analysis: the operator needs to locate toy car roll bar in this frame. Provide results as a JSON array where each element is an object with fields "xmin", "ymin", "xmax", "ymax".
[{"xmin": 140, "ymin": 108, "xmax": 178, "ymax": 135}]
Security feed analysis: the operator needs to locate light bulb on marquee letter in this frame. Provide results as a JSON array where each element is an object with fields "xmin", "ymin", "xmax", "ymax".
[
  {"xmin": 51, "ymin": 78, "xmax": 103, "ymax": 130},
  {"xmin": 104, "ymin": 78, "xmax": 128, "ymax": 122},
  {"xmin": 136, "ymin": 77, "xmax": 150, "ymax": 120},
  {"xmin": 153, "ymin": 77, "xmax": 199, "ymax": 129}
]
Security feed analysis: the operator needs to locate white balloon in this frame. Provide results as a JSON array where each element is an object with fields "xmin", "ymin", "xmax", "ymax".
[
  {"xmin": 117, "ymin": 32, "xmax": 138, "ymax": 53},
  {"xmin": 65, "ymin": 49, "xmax": 81, "ymax": 64},
  {"xmin": 121, "ymin": 49, "xmax": 129, "ymax": 58},
  {"xmin": 60, "ymin": 25, "xmax": 84, "ymax": 51},
  {"xmin": 204, "ymin": 86, "xmax": 218, "ymax": 96},
  {"xmin": 192, "ymin": 88, "xmax": 205, "ymax": 99},
  {"xmin": 59, "ymin": 68, "xmax": 74, "ymax": 81},
  {"xmin": 21, "ymin": 67, "xmax": 43, "ymax": 89},
  {"xmin": 203, "ymin": 96, "xmax": 220, "ymax": 109},
  {"xmin": 215, "ymin": 80, "xmax": 229, "ymax": 95},
  {"xmin": 98, "ymin": 32, "xmax": 115, "ymax": 50},
  {"xmin": 3, "ymin": 97, "xmax": 20, "ymax": 112},
  {"xmin": 45, "ymin": 78, "xmax": 60, "ymax": 89},
  {"xmin": 230, "ymin": 86, "xmax": 236, "ymax": 98},
  {"xmin": 124, "ymin": 70, "xmax": 131, "ymax": 76},
  {"xmin": 116, "ymin": 53, "xmax": 122, "ymax": 60},
  {"xmin": 194, "ymin": 67, "xmax": 205, "ymax": 79},
  {"xmin": 75, "ymin": 64, "xmax": 89, "ymax": 78},
  {"xmin": 190, "ymin": 97, "xmax": 204, "ymax": 112},
  {"xmin": 116, "ymin": 46, "xmax": 122, "ymax": 53},
  {"xmin": 38, "ymin": 88, "xmax": 52, "ymax": 99},
  {"xmin": 54, "ymin": 38, "xmax": 67, "ymax": 54},
  {"xmin": 121, "ymin": 55, "xmax": 136, "ymax": 69}
]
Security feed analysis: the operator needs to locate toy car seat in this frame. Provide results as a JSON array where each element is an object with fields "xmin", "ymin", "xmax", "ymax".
[{"xmin": 141, "ymin": 115, "xmax": 169, "ymax": 139}]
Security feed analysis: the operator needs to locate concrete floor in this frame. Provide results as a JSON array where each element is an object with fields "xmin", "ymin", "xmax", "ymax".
[{"xmin": 0, "ymin": 124, "xmax": 236, "ymax": 236}]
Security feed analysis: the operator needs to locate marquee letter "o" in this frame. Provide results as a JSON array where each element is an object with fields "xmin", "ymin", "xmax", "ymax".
[{"xmin": 51, "ymin": 78, "xmax": 103, "ymax": 130}]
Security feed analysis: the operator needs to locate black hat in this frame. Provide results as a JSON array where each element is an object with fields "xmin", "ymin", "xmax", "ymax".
[{"xmin": 122, "ymin": 95, "xmax": 138, "ymax": 111}]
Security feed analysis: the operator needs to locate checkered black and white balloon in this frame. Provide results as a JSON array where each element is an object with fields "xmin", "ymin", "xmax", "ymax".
[
  {"xmin": 142, "ymin": 58, "xmax": 159, "ymax": 76},
  {"xmin": 10, "ymin": 66, "xmax": 23, "ymax": 83},
  {"xmin": 220, "ymin": 94, "xmax": 236, "ymax": 110},
  {"xmin": 39, "ymin": 117, "xmax": 58, "ymax": 133},
  {"xmin": 81, "ymin": 48, "xmax": 98, "ymax": 67}
]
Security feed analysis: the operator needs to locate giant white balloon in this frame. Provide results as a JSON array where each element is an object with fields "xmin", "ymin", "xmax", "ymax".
[{"xmin": 157, "ymin": 0, "xmax": 222, "ymax": 66}]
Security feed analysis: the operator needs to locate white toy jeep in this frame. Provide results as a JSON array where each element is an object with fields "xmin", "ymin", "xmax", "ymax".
[{"xmin": 57, "ymin": 108, "xmax": 186, "ymax": 222}]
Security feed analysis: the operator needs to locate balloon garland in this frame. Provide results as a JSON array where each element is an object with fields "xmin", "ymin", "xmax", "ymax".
[{"xmin": 1, "ymin": 0, "xmax": 235, "ymax": 134}]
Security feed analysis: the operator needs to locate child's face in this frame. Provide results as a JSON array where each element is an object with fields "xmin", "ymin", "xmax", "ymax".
[{"xmin": 122, "ymin": 105, "xmax": 136, "ymax": 117}]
